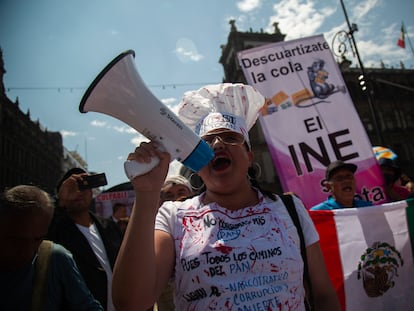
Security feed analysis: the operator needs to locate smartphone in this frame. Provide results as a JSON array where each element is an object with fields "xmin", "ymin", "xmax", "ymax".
[{"xmin": 78, "ymin": 173, "xmax": 108, "ymax": 190}]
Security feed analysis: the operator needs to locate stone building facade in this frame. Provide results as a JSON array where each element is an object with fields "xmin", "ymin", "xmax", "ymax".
[{"xmin": 0, "ymin": 48, "xmax": 64, "ymax": 194}]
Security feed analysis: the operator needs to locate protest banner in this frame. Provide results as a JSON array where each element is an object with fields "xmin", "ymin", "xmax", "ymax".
[
  {"xmin": 94, "ymin": 190, "xmax": 135, "ymax": 218},
  {"xmin": 310, "ymin": 199, "xmax": 414, "ymax": 310},
  {"xmin": 238, "ymin": 34, "xmax": 387, "ymax": 208}
]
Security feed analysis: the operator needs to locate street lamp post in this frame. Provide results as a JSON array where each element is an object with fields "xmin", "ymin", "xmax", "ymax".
[{"xmin": 337, "ymin": 0, "xmax": 384, "ymax": 145}]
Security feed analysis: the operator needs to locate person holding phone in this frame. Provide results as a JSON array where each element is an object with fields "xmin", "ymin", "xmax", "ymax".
[{"xmin": 47, "ymin": 168, "xmax": 122, "ymax": 311}]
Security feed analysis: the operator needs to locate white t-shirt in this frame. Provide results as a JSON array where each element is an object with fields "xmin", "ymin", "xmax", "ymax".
[
  {"xmin": 155, "ymin": 191, "xmax": 319, "ymax": 311},
  {"xmin": 76, "ymin": 223, "xmax": 115, "ymax": 311}
]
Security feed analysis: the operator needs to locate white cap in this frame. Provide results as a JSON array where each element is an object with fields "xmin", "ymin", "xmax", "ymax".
[
  {"xmin": 178, "ymin": 83, "xmax": 265, "ymax": 147},
  {"xmin": 163, "ymin": 175, "xmax": 192, "ymax": 193}
]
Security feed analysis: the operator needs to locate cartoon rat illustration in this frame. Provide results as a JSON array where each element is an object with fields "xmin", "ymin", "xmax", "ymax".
[
  {"xmin": 308, "ymin": 59, "xmax": 336, "ymax": 99},
  {"xmin": 296, "ymin": 59, "xmax": 346, "ymax": 108}
]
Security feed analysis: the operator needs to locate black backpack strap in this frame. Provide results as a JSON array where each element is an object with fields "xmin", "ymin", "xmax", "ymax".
[{"xmin": 280, "ymin": 194, "xmax": 314, "ymax": 310}]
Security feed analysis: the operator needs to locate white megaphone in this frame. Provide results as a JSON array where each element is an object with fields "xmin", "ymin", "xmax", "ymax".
[{"xmin": 79, "ymin": 50, "xmax": 214, "ymax": 180}]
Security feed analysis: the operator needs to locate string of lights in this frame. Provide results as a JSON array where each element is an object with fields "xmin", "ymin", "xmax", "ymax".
[{"xmin": 5, "ymin": 82, "xmax": 219, "ymax": 93}]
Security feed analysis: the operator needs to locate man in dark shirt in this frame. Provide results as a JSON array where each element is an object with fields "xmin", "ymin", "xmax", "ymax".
[{"xmin": 48, "ymin": 168, "xmax": 122, "ymax": 311}]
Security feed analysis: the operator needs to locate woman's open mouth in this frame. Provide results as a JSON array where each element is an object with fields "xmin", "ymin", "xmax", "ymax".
[{"xmin": 212, "ymin": 156, "xmax": 231, "ymax": 171}]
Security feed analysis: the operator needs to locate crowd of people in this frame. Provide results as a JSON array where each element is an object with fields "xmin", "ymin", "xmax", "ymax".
[{"xmin": 1, "ymin": 82, "xmax": 413, "ymax": 311}]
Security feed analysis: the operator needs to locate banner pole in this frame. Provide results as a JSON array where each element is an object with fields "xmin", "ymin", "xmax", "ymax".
[{"xmin": 339, "ymin": 0, "xmax": 383, "ymax": 145}]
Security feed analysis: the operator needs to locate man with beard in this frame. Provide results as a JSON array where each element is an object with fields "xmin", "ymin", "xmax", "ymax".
[{"xmin": 311, "ymin": 160, "xmax": 373, "ymax": 210}]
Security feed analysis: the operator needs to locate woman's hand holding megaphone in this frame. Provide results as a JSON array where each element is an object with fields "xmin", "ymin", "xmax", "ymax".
[
  {"xmin": 126, "ymin": 141, "xmax": 171, "ymax": 192},
  {"xmin": 124, "ymin": 141, "xmax": 170, "ymax": 180}
]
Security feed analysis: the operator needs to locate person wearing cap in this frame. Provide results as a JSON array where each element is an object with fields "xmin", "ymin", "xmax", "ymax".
[
  {"xmin": 47, "ymin": 168, "xmax": 122, "ymax": 311},
  {"xmin": 160, "ymin": 174, "xmax": 193, "ymax": 205},
  {"xmin": 311, "ymin": 160, "xmax": 373, "ymax": 210},
  {"xmin": 0, "ymin": 185, "xmax": 103, "ymax": 310},
  {"xmin": 113, "ymin": 84, "xmax": 340, "ymax": 311}
]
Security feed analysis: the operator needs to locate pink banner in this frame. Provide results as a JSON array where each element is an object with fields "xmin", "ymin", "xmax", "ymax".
[{"xmin": 238, "ymin": 35, "xmax": 387, "ymax": 208}]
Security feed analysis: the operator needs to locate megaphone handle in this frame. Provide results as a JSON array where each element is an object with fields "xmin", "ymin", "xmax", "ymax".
[{"xmin": 124, "ymin": 157, "xmax": 160, "ymax": 180}]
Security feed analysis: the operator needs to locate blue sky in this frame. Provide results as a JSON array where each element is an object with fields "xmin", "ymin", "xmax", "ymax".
[{"xmin": 1, "ymin": 0, "xmax": 413, "ymax": 189}]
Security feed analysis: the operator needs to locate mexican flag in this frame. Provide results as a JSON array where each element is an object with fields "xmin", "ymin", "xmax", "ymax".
[
  {"xmin": 310, "ymin": 199, "xmax": 414, "ymax": 310},
  {"xmin": 397, "ymin": 23, "xmax": 406, "ymax": 49}
]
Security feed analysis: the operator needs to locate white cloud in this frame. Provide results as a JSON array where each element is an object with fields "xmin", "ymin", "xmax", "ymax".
[
  {"xmin": 60, "ymin": 130, "xmax": 78, "ymax": 137},
  {"xmin": 326, "ymin": 20, "xmax": 409, "ymax": 68},
  {"xmin": 352, "ymin": 0, "xmax": 380, "ymax": 21},
  {"xmin": 161, "ymin": 97, "xmax": 177, "ymax": 105},
  {"xmin": 113, "ymin": 125, "xmax": 137, "ymax": 134},
  {"xmin": 237, "ymin": 0, "xmax": 261, "ymax": 12},
  {"xmin": 90, "ymin": 122, "xmax": 137, "ymax": 134},
  {"xmin": 162, "ymin": 98, "xmax": 180, "ymax": 115},
  {"xmin": 175, "ymin": 38, "xmax": 204, "ymax": 62},
  {"xmin": 232, "ymin": 0, "xmax": 407, "ymax": 70},
  {"xmin": 91, "ymin": 120, "xmax": 106, "ymax": 127},
  {"xmin": 356, "ymin": 31, "xmax": 410, "ymax": 68},
  {"xmin": 268, "ymin": 0, "xmax": 336, "ymax": 39},
  {"xmin": 130, "ymin": 135, "xmax": 149, "ymax": 146},
  {"xmin": 175, "ymin": 47, "xmax": 203, "ymax": 62}
]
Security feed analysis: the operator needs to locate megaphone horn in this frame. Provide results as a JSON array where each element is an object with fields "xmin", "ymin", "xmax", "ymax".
[{"xmin": 79, "ymin": 50, "xmax": 213, "ymax": 180}]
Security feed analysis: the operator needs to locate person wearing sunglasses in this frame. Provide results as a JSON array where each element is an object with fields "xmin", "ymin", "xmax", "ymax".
[{"xmin": 113, "ymin": 84, "xmax": 340, "ymax": 311}]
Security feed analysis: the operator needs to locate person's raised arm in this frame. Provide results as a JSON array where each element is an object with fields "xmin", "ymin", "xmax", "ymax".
[{"xmin": 112, "ymin": 142, "xmax": 175, "ymax": 310}]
